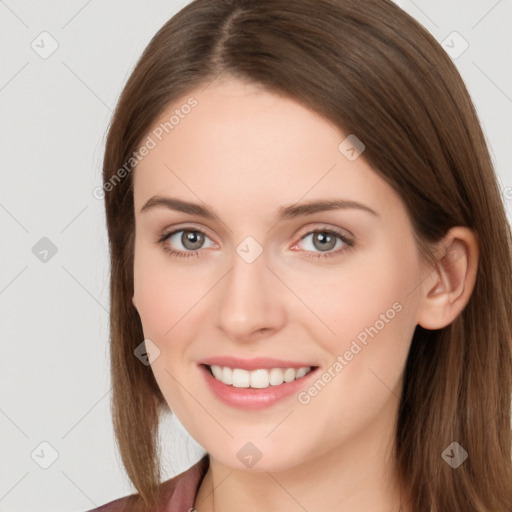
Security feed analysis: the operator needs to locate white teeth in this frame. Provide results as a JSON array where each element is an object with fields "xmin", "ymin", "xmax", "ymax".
[
  {"xmin": 232, "ymin": 368, "xmax": 250, "ymax": 388},
  {"xmin": 269, "ymin": 368, "xmax": 284, "ymax": 386},
  {"xmin": 283, "ymin": 368, "xmax": 296, "ymax": 382},
  {"xmin": 222, "ymin": 366, "xmax": 233, "ymax": 385},
  {"xmin": 250, "ymin": 369, "xmax": 269, "ymax": 388},
  {"xmin": 208, "ymin": 365, "xmax": 312, "ymax": 388},
  {"xmin": 296, "ymin": 367, "xmax": 308, "ymax": 378},
  {"xmin": 211, "ymin": 365, "xmax": 223, "ymax": 380}
]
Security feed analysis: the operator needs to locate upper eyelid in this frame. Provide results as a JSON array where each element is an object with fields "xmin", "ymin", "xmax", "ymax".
[
  {"xmin": 294, "ymin": 223, "xmax": 353, "ymax": 240},
  {"xmin": 162, "ymin": 224, "xmax": 217, "ymax": 244}
]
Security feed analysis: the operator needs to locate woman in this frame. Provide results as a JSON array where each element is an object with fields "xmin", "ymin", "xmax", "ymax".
[{"xmin": 89, "ymin": 0, "xmax": 512, "ymax": 510}]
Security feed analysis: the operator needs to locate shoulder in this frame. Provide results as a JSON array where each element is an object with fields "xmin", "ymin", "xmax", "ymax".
[{"xmin": 84, "ymin": 454, "xmax": 209, "ymax": 512}]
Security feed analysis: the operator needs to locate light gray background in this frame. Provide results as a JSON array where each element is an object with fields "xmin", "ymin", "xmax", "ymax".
[{"xmin": 1, "ymin": 1, "xmax": 511, "ymax": 511}]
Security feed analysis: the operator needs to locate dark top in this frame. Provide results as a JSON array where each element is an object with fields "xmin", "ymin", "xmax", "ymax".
[{"xmin": 86, "ymin": 454, "xmax": 209, "ymax": 512}]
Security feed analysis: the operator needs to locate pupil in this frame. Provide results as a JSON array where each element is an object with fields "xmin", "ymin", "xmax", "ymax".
[
  {"xmin": 314, "ymin": 232, "xmax": 335, "ymax": 251},
  {"xmin": 183, "ymin": 231, "xmax": 204, "ymax": 250}
]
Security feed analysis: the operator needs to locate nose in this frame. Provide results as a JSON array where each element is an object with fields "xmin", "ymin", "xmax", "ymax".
[{"xmin": 214, "ymin": 246, "xmax": 287, "ymax": 343}]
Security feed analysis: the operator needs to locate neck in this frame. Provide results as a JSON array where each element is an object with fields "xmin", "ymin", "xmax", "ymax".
[{"xmin": 193, "ymin": 401, "xmax": 410, "ymax": 512}]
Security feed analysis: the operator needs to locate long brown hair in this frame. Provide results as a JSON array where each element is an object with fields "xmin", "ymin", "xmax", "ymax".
[{"xmin": 101, "ymin": 1, "xmax": 512, "ymax": 510}]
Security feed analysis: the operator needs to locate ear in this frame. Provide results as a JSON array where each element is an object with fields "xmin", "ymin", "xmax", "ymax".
[{"xmin": 416, "ymin": 227, "xmax": 479, "ymax": 330}]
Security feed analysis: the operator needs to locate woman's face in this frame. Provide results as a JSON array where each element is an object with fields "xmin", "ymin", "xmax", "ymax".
[{"xmin": 132, "ymin": 78, "xmax": 428, "ymax": 472}]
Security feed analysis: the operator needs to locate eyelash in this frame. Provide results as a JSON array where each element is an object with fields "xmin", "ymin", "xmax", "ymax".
[{"xmin": 156, "ymin": 226, "xmax": 355, "ymax": 260}]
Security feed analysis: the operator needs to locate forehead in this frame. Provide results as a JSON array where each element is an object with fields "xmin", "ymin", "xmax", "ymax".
[{"xmin": 132, "ymin": 79, "xmax": 391, "ymax": 216}]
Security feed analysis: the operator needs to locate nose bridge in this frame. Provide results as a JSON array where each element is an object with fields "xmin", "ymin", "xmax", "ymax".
[{"xmin": 214, "ymin": 241, "xmax": 285, "ymax": 340}]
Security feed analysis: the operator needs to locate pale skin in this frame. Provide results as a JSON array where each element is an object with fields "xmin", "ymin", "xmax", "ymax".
[{"xmin": 131, "ymin": 77, "xmax": 479, "ymax": 512}]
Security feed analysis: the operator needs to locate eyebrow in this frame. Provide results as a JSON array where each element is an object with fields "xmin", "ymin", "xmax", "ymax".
[{"xmin": 139, "ymin": 195, "xmax": 379, "ymax": 220}]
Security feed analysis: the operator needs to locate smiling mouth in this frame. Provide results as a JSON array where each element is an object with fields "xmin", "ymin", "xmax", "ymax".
[{"xmin": 203, "ymin": 364, "xmax": 316, "ymax": 389}]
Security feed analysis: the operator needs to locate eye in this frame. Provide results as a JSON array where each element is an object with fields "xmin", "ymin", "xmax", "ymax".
[
  {"xmin": 292, "ymin": 227, "xmax": 355, "ymax": 259},
  {"xmin": 156, "ymin": 225, "xmax": 355, "ymax": 260},
  {"xmin": 157, "ymin": 228, "xmax": 216, "ymax": 258}
]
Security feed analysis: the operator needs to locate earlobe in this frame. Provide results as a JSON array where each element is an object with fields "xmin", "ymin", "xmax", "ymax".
[{"xmin": 416, "ymin": 227, "xmax": 479, "ymax": 330}]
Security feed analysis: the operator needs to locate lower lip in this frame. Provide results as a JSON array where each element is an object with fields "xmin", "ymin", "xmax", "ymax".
[{"xmin": 199, "ymin": 364, "xmax": 319, "ymax": 410}]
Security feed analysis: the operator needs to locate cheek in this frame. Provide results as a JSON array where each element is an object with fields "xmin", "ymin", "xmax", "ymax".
[
  {"xmin": 286, "ymin": 251, "xmax": 419, "ymax": 439},
  {"xmin": 132, "ymin": 250, "xmax": 211, "ymax": 411},
  {"xmin": 133, "ymin": 244, "xmax": 213, "ymax": 339},
  {"xmin": 287, "ymin": 240, "xmax": 420, "ymax": 388},
  {"xmin": 291, "ymin": 252, "xmax": 416, "ymax": 344}
]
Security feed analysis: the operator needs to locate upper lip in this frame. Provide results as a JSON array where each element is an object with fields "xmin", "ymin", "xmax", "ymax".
[{"xmin": 199, "ymin": 356, "xmax": 317, "ymax": 371}]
